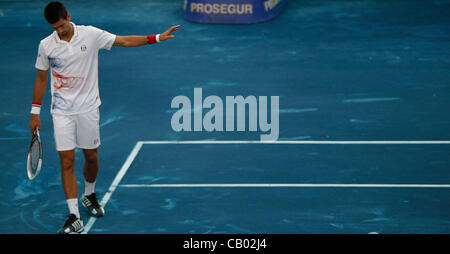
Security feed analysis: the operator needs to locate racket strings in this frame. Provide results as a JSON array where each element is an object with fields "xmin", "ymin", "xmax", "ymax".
[
  {"xmin": 30, "ymin": 140, "xmax": 41, "ymax": 173},
  {"xmin": 27, "ymin": 130, "xmax": 42, "ymax": 180}
]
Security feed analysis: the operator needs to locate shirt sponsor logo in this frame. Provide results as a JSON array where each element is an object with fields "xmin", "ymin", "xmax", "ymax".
[{"xmin": 81, "ymin": 45, "xmax": 87, "ymax": 52}]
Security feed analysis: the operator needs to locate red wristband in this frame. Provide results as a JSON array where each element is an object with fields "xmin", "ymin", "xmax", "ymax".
[
  {"xmin": 32, "ymin": 102, "xmax": 42, "ymax": 106},
  {"xmin": 147, "ymin": 35, "xmax": 156, "ymax": 44}
]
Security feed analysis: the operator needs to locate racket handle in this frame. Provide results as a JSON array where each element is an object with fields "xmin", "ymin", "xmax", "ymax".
[{"xmin": 33, "ymin": 128, "xmax": 40, "ymax": 137}]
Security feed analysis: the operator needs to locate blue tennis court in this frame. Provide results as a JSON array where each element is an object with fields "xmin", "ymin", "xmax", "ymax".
[{"xmin": 0, "ymin": 0, "xmax": 450, "ymax": 234}]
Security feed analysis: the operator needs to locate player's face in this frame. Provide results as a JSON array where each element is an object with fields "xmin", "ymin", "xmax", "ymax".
[{"xmin": 51, "ymin": 17, "xmax": 72, "ymax": 38}]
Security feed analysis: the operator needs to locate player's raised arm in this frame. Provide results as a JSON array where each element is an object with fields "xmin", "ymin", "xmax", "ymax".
[
  {"xmin": 29, "ymin": 69, "xmax": 48, "ymax": 133},
  {"xmin": 113, "ymin": 25, "xmax": 180, "ymax": 47}
]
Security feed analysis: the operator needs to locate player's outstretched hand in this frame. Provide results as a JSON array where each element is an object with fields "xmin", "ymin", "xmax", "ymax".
[{"xmin": 159, "ymin": 25, "xmax": 180, "ymax": 41}]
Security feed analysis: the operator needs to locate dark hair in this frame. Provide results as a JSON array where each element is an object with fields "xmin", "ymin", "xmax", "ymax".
[{"xmin": 44, "ymin": 2, "xmax": 68, "ymax": 24}]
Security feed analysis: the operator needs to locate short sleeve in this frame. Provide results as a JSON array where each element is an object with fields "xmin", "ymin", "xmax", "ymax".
[
  {"xmin": 35, "ymin": 42, "xmax": 49, "ymax": 70},
  {"xmin": 90, "ymin": 26, "xmax": 116, "ymax": 50}
]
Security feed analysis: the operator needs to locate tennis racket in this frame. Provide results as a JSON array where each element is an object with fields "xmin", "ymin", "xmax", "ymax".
[{"xmin": 27, "ymin": 128, "xmax": 42, "ymax": 180}]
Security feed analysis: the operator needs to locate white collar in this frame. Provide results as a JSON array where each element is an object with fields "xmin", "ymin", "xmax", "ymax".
[{"xmin": 54, "ymin": 22, "xmax": 78, "ymax": 44}]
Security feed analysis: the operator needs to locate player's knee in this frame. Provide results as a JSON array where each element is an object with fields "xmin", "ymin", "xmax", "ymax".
[
  {"xmin": 58, "ymin": 150, "xmax": 75, "ymax": 171},
  {"xmin": 83, "ymin": 150, "xmax": 98, "ymax": 165},
  {"xmin": 60, "ymin": 156, "xmax": 75, "ymax": 171},
  {"xmin": 85, "ymin": 156, "xmax": 98, "ymax": 166}
]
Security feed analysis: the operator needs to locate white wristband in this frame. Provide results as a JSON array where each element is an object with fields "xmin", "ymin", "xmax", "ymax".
[
  {"xmin": 156, "ymin": 34, "xmax": 160, "ymax": 43},
  {"xmin": 31, "ymin": 105, "xmax": 41, "ymax": 115}
]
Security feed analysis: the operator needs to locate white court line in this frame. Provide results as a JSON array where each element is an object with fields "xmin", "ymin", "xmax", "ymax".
[
  {"xmin": 120, "ymin": 183, "xmax": 450, "ymax": 188},
  {"xmin": 140, "ymin": 140, "xmax": 450, "ymax": 144},
  {"xmin": 83, "ymin": 139, "xmax": 450, "ymax": 233},
  {"xmin": 82, "ymin": 141, "xmax": 143, "ymax": 234}
]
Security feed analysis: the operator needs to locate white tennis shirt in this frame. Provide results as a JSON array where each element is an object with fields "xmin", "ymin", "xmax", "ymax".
[{"xmin": 35, "ymin": 22, "xmax": 116, "ymax": 115}]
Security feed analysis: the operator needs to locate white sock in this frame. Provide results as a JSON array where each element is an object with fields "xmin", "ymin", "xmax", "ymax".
[
  {"xmin": 84, "ymin": 180, "xmax": 96, "ymax": 196},
  {"xmin": 67, "ymin": 198, "xmax": 80, "ymax": 219}
]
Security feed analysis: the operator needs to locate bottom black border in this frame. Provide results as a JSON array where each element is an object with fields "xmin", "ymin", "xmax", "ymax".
[{"xmin": 0, "ymin": 234, "xmax": 448, "ymax": 252}]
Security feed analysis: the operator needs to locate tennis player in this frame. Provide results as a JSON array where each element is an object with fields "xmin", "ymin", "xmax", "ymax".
[{"xmin": 29, "ymin": 1, "xmax": 179, "ymax": 234}]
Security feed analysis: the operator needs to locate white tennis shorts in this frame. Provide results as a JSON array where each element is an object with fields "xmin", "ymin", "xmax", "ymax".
[{"xmin": 52, "ymin": 108, "xmax": 101, "ymax": 151}]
